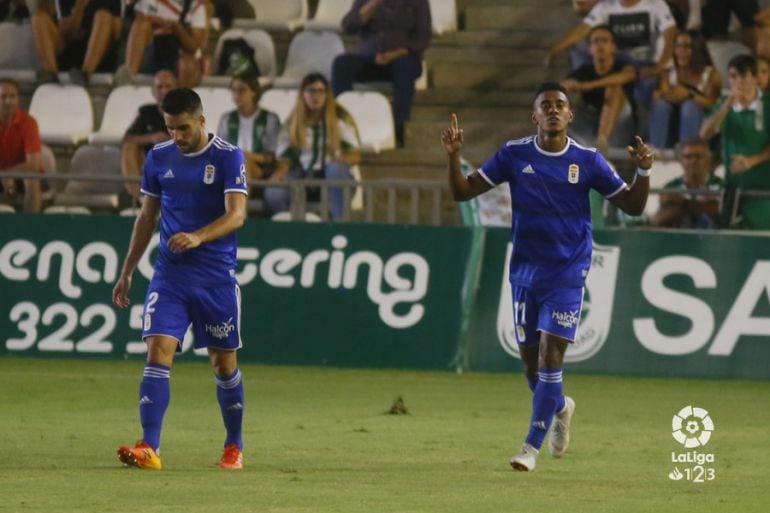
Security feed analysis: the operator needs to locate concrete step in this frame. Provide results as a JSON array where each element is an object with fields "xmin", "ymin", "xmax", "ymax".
[
  {"xmin": 464, "ymin": 5, "xmax": 576, "ymax": 32},
  {"xmin": 425, "ymin": 44, "xmax": 549, "ymax": 65},
  {"xmin": 407, "ymin": 120, "xmax": 532, "ymax": 151},
  {"xmin": 433, "ymin": 30, "xmax": 558, "ymax": 50},
  {"xmin": 413, "ymin": 87, "xmax": 538, "ymax": 107},
  {"xmin": 411, "ymin": 104, "xmax": 532, "ymax": 122},
  {"xmin": 430, "ymin": 62, "xmax": 561, "ymax": 89}
]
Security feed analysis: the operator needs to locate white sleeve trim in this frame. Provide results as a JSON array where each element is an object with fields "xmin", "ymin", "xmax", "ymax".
[
  {"xmin": 604, "ymin": 183, "xmax": 628, "ymax": 199},
  {"xmin": 224, "ymin": 188, "xmax": 249, "ymax": 195},
  {"xmin": 140, "ymin": 188, "xmax": 160, "ymax": 198},
  {"xmin": 477, "ymin": 168, "xmax": 497, "ymax": 187}
]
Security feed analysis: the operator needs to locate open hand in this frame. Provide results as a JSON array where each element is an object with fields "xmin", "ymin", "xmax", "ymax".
[{"xmin": 168, "ymin": 232, "xmax": 202, "ymax": 253}]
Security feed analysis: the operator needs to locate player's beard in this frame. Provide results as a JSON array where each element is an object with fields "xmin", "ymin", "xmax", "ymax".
[{"xmin": 178, "ymin": 130, "xmax": 203, "ymax": 154}]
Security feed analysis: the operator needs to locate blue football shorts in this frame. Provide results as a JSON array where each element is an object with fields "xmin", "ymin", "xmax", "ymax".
[
  {"xmin": 141, "ymin": 279, "xmax": 242, "ymax": 351},
  {"xmin": 510, "ymin": 285, "xmax": 584, "ymax": 346}
]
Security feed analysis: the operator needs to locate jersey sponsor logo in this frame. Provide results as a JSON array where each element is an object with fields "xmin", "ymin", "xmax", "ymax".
[
  {"xmin": 205, "ymin": 317, "xmax": 235, "ymax": 339},
  {"xmin": 204, "ymin": 164, "xmax": 216, "ymax": 184},
  {"xmin": 522, "ymin": 164, "xmax": 535, "ymax": 174},
  {"xmin": 163, "ymin": 169, "xmax": 175, "ymax": 179},
  {"xmin": 568, "ymin": 164, "xmax": 579, "ymax": 184},
  {"xmin": 552, "ymin": 309, "xmax": 580, "ymax": 328},
  {"xmin": 496, "ymin": 241, "xmax": 620, "ymax": 362}
]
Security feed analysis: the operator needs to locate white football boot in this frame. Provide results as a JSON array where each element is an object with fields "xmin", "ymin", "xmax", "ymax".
[
  {"xmin": 549, "ymin": 396, "xmax": 576, "ymax": 457},
  {"xmin": 510, "ymin": 442, "xmax": 539, "ymax": 471}
]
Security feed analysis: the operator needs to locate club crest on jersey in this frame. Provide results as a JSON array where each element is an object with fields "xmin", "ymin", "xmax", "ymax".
[
  {"xmin": 203, "ymin": 164, "xmax": 216, "ymax": 184},
  {"xmin": 568, "ymin": 164, "xmax": 579, "ymax": 184}
]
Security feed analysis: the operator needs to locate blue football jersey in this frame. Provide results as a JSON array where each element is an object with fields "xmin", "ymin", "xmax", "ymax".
[
  {"xmin": 478, "ymin": 136, "xmax": 627, "ymax": 288},
  {"xmin": 140, "ymin": 135, "xmax": 247, "ymax": 285}
]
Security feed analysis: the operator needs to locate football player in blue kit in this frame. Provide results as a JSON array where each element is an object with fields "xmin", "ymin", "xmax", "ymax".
[
  {"xmin": 442, "ymin": 82, "xmax": 654, "ymax": 471},
  {"xmin": 112, "ymin": 88, "xmax": 248, "ymax": 470}
]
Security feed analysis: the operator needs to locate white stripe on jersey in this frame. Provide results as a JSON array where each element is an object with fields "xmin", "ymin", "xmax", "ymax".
[
  {"xmin": 212, "ymin": 138, "xmax": 237, "ymax": 151},
  {"xmin": 153, "ymin": 140, "xmax": 176, "ymax": 150},
  {"xmin": 476, "ymin": 168, "xmax": 497, "ymax": 187},
  {"xmin": 140, "ymin": 188, "xmax": 161, "ymax": 198},
  {"xmin": 570, "ymin": 138, "xmax": 598, "ymax": 152},
  {"xmin": 505, "ymin": 135, "xmax": 534, "ymax": 147}
]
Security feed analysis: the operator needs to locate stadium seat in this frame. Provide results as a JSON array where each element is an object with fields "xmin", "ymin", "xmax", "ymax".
[
  {"xmin": 119, "ymin": 206, "xmax": 142, "ymax": 217},
  {"xmin": 89, "ymin": 86, "xmax": 154, "ymax": 145},
  {"xmin": 29, "ymin": 84, "xmax": 93, "ymax": 145},
  {"xmin": 0, "ymin": 21, "xmax": 37, "ymax": 81},
  {"xmin": 706, "ymin": 40, "xmax": 750, "ymax": 93},
  {"xmin": 429, "ymin": 0, "xmax": 457, "ymax": 35},
  {"xmin": 0, "ymin": 204, "xmax": 15, "ymax": 213},
  {"xmin": 234, "ymin": 0, "xmax": 308, "ymax": 31},
  {"xmin": 205, "ymin": 28, "xmax": 277, "ymax": 88},
  {"xmin": 53, "ymin": 144, "xmax": 122, "ymax": 210},
  {"xmin": 194, "ymin": 87, "xmax": 235, "ymax": 132},
  {"xmin": 304, "ymin": 0, "xmax": 352, "ymax": 31},
  {"xmin": 336, "ymin": 91, "xmax": 395, "ymax": 153},
  {"xmin": 43, "ymin": 205, "xmax": 92, "ymax": 214},
  {"xmin": 272, "ymin": 30, "xmax": 345, "ymax": 89},
  {"xmin": 259, "ymin": 88, "xmax": 297, "ymax": 123},
  {"xmin": 644, "ymin": 159, "xmax": 685, "ymax": 218},
  {"xmin": 271, "ymin": 211, "xmax": 322, "ymax": 222}
]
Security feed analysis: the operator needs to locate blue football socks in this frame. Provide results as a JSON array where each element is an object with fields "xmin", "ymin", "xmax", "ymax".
[
  {"xmin": 525, "ymin": 368, "xmax": 564, "ymax": 450},
  {"xmin": 216, "ymin": 368, "xmax": 244, "ymax": 449},
  {"xmin": 139, "ymin": 363, "xmax": 171, "ymax": 452}
]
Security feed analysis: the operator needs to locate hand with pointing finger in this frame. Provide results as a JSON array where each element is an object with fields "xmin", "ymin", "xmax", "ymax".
[
  {"xmin": 441, "ymin": 113, "xmax": 464, "ymax": 156},
  {"xmin": 627, "ymin": 135, "xmax": 655, "ymax": 170}
]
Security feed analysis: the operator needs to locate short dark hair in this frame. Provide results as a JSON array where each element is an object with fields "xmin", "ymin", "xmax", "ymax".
[
  {"xmin": 161, "ymin": 88, "xmax": 202, "ymax": 116},
  {"xmin": 534, "ymin": 82, "xmax": 569, "ymax": 102},
  {"xmin": 676, "ymin": 138, "xmax": 711, "ymax": 159},
  {"xmin": 728, "ymin": 54, "xmax": 757, "ymax": 76},
  {"xmin": 231, "ymin": 72, "xmax": 261, "ymax": 96},
  {"xmin": 588, "ymin": 24, "xmax": 615, "ymax": 42},
  {"xmin": 0, "ymin": 78, "xmax": 19, "ymax": 93}
]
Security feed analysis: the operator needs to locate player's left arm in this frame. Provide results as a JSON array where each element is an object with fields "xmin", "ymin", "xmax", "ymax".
[
  {"xmin": 167, "ymin": 192, "xmax": 247, "ymax": 253},
  {"xmin": 607, "ymin": 136, "xmax": 653, "ymax": 216}
]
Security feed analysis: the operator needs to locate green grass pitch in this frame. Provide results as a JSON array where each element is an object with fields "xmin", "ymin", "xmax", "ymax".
[{"xmin": 0, "ymin": 357, "xmax": 768, "ymax": 513}]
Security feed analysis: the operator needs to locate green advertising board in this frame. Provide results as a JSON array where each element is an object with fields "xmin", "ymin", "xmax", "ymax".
[
  {"xmin": 2, "ymin": 215, "xmax": 769, "ymax": 378},
  {"xmin": 465, "ymin": 228, "xmax": 770, "ymax": 379},
  {"xmin": 0, "ymin": 216, "xmax": 472, "ymax": 369}
]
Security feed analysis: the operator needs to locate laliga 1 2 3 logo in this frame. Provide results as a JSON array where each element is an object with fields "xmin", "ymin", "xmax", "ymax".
[
  {"xmin": 496, "ymin": 241, "xmax": 620, "ymax": 362},
  {"xmin": 668, "ymin": 405, "xmax": 716, "ymax": 483},
  {"xmin": 672, "ymin": 405, "xmax": 714, "ymax": 448}
]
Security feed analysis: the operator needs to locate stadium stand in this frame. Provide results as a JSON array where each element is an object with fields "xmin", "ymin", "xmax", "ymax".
[
  {"xmin": 234, "ymin": 0, "xmax": 309, "ymax": 31},
  {"xmin": 207, "ymin": 28, "xmax": 278, "ymax": 88},
  {"xmin": 429, "ymin": 0, "xmax": 458, "ymax": 35},
  {"xmin": 29, "ymin": 84, "xmax": 93, "ymax": 145},
  {"xmin": 0, "ymin": 21, "xmax": 37, "ymax": 81},
  {"xmin": 273, "ymin": 30, "xmax": 346, "ymax": 89},
  {"xmin": 89, "ymin": 86, "xmax": 154, "ymax": 145},
  {"xmin": 258, "ymin": 88, "xmax": 297, "ymax": 123},
  {"xmin": 336, "ymin": 90, "xmax": 396, "ymax": 153},
  {"xmin": 193, "ymin": 87, "xmax": 236, "ymax": 132},
  {"xmin": 53, "ymin": 144, "xmax": 122, "ymax": 210},
  {"xmin": 304, "ymin": 0, "xmax": 352, "ymax": 31}
]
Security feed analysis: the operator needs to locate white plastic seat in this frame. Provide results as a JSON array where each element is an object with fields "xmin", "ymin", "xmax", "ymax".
[
  {"xmin": 271, "ymin": 211, "xmax": 322, "ymax": 222},
  {"xmin": 0, "ymin": 204, "xmax": 15, "ymax": 213},
  {"xmin": 207, "ymin": 28, "xmax": 277, "ymax": 87},
  {"xmin": 89, "ymin": 86, "xmax": 154, "ymax": 145},
  {"xmin": 336, "ymin": 91, "xmax": 395, "ymax": 153},
  {"xmin": 304, "ymin": 0, "xmax": 352, "ymax": 31},
  {"xmin": 194, "ymin": 87, "xmax": 236, "ymax": 132},
  {"xmin": 119, "ymin": 206, "xmax": 142, "ymax": 217},
  {"xmin": 29, "ymin": 84, "xmax": 93, "ymax": 145},
  {"xmin": 235, "ymin": 0, "xmax": 308, "ymax": 31},
  {"xmin": 0, "ymin": 21, "xmax": 37, "ymax": 81},
  {"xmin": 429, "ymin": 0, "xmax": 457, "ymax": 34},
  {"xmin": 54, "ymin": 144, "xmax": 122, "ymax": 209},
  {"xmin": 43, "ymin": 205, "xmax": 92, "ymax": 214},
  {"xmin": 272, "ymin": 30, "xmax": 345, "ymax": 89},
  {"xmin": 259, "ymin": 88, "xmax": 297, "ymax": 123}
]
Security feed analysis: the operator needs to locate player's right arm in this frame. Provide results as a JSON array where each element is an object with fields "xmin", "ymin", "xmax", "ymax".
[
  {"xmin": 112, "ymin": 195, "xmax": 161, "ymax": 308},
  {"xmin": 442, "ymin": 114, "xmax": 491, "ymax": 201}
]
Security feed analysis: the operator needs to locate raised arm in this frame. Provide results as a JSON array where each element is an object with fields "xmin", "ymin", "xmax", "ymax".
[
  {"xmin": 442, "ymin": 114, "xmax": 492, "ymax": 201},
  {"xmin": 608, "ymin": 136, "xmax": 653, "ymax": 216}
]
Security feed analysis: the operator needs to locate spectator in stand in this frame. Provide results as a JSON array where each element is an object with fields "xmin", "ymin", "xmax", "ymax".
[
  {"xmin": 650, "ymin": 138, "xmax": 723, "ymax": 228},
  {"xmin": 560, "ymin": 25, "xmax": 637, "ymax": 154},
  {"xmin": 332, "ymin": 0, "xmax": 431, "ymax": 147},
  {"xmin": 114, "ymin": 0, "xmax": 208, "ymax": 88},
  {"xmin": 0, "ymin": 79, "xmax": 43, "ymax": 212},
  {"xmin": 121, "ymin": 69, "xmax": 177, "ymax": 200},
  {"xmin": 649, "ymin": 30, "xmax": 721, "ymax": 149},
  {"xmin": 216, "ymin": 74, "xmax": 281, "ymax": 187},
  {"xmin": 30, "ymin": 0, "xmax": 122, "ymax": 85},
  {"xmin": 700, "ymin": 54, "xmax": 770, "ymax": 230},
  {"xmin": 756, "ymin": 55, "xmax": 770, "ymax": 92},
  {"xmin": 546, "ymin": 0, "xmax": 677, "ymax": 136},
  {"xmin": 702, "ymin": 0, "xmax": 758, "ymax": 53},
  {"xmin": 265, "ymin": 73, "xmax": 361, "ymax": 220},
  {"xmin": 0, "ymin": 0, "xmax": 29, "ymax": 22}
]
